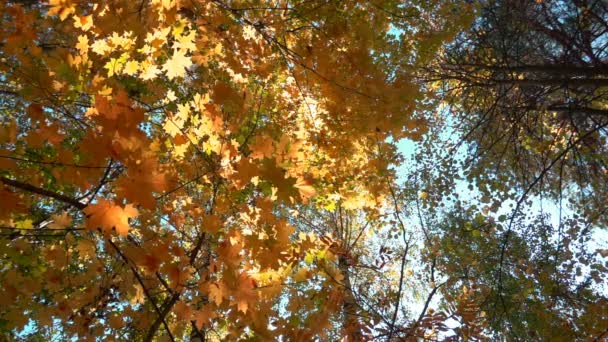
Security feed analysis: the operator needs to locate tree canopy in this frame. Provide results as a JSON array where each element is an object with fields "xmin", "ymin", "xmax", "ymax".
[{"xmin": 0, "ymin": 0, "xmax": 606, "ymax": 341}]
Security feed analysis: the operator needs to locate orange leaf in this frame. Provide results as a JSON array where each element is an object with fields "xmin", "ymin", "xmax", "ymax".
[
  {"xmin": 295, "ymin": 177, "xmax": 316, "ymax": 203},
  {"xmin": 48, "ymin": 212, "xmax": 72, "ymax": 229},
  {"xmin": 83, "ymin": 199, "xmax": 138, "ymax": 236},
  {"xmin": 209, "ymin": 281, "xmax": 228, "ymax": 306}
]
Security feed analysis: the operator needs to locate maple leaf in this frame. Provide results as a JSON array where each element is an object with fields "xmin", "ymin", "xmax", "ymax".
[
  {"xmin": 0, "ymin": 119, "xmax": 17, "ymax": 144},
  {"xmin": 202, "ymin": 214, "xmax": 222, "ymax": 233},
  {"xmin": 191, "ymin": 92, "xmax": 210, "ymax": 110},
  {"xmin": 91, "ymin": 38, "xmax": 111, "ymax": 56},
  {"xmin": 163, "ymin": 49, "xmax": 191, "ymax": 79},
  {"xmin": 138, "ymin": 253, "xmax": 162, "ymax": 274},
  {"xmin": 115, "ymin": 156, "xmax": 167, "ymax": 209},
  {"xmin": 162, "ymin": 117, "xmax": 182, "ymax": 137},
  {"xmin": 208, "ymin": 281, "xmax": 227, "ymax": 306},
  {"xmin": 48, "ymin": 0, "xmax": 75, "ymax": 21},
  {"xmin": 232, "ymin": 156, "xmax": 260, "ymax": 188},
  {"xmin": 48, "ymin": 212, "xmax": 72, "ymax": 229},
  {"xmin": 295, "ymin": 176, "xmax": 316, "ymax": 203},
  {"xmin": 174, "ymin": 301, "xmax": 193, "ymax": 320},
  {"xmin": 76, "ymin": 35, "xmax": 89, "ymax": 54},
  {"xmin": 139, "ymin": 60, "xmax": 161, "ymax": 80},
  {"xmin": 174, "ymin": 30, "xmax": 197, "ymax": 52},
  {"xmin": 0, "ymin": 186, "xmax": 23, "ymax": 220},
  {"xmin": 123, "ymin": 60, "xmax": 140, "ymax": 76},
  {"xmin": 16, "ymin": 219, "xmax": 33, "ymax": 229},
  {"xmin": 104, "ymin": 58, "xmax": 123, "ymax": 77},
  {"xmin": 169, "ymin": 142, "xmax": 187, "ymax": 158},
  {"xmin": 193, "ymin": 305, "xmax": 216, "ymax": 329},
  {"xmin": 73, "ymin": 15, "xmax": 93, "ymax": 31},
  {"xmin": 76, "ymin": 240, "xmax": 96, "ymax": 259},
  {"xmin": 260, "ymin": 159, "xmax": 298, "ymax": 202},
  {"xmin": 250, "ymin": 135, "xmax": 274, "ymax": 160},
  {"xmin": 233, "ymin": 273, "xmax": 258, "ymax": 314},
  {"xmin": 242, "ymin": 26, "xmax": 259, "ymax": 41},
  {"xmin": 218, "ymin": 231, "xmax": 244, "ymax": 267},
  {"xmin": 165, "ymin": 264, "xmax": 194, "ymax": 292},
  {"xmin": 108, "ymin": 315, "xmax": 124, "ymax": 329},
  {"xmin": 83, "ymin": 199, "xmax": 138, "ymax": 236},
  {"xmin": 130, "ymin": 284, "xmax": 145, "ymax": 305}
]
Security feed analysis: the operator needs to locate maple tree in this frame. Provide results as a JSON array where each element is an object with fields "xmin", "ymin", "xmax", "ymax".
[{"xmin": 0, "ymin": 0, "xmax": 470, "ymax": 340}]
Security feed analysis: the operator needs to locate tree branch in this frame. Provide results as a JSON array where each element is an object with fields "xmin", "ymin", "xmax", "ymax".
[
  {"xmin": 108, "ymin": 239, "xmax": 175, "ymax": 342},
  {"xmin": 0, "ymin": 176, "xmax": 86, "ymax": 210}
]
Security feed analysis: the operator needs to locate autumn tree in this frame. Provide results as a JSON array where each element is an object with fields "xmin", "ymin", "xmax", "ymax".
[
  {"xmin": 423, "ymin": 0, "xmax": 608, "ymax": 220},
  {"xmin": 410, "ymin": 0, "xmax": 608, "ymax": 340},
  {"xmin": 0, "ymin": 0, "xmax": 471, "ymax": 340},
  {"xmin": 413, "ymin": 203, "xmax": 607, "ymax": 340}
]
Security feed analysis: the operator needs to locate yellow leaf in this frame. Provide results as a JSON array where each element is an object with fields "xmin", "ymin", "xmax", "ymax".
[
  {"xmin": 139, "ymin": 60, "xmax": 161, "ymax": 80},
  {"xmin": 163, "ymin": 49, "xmax": 191, "ymax": 79},
  {"xmin": 173, "ymin": 142, "xmax": 189, "ymax": 158},
  {"xmin": 104, "ymin": 59, "xmax": 123, "ymax": 77},
  {"xmin": 48, "ymin": 0, "xmax": 75, "ymax": 21},
  {"xmin": 16, "ymin": 219, "xmax": 33, "ymax": 230},
  {"xmin": 163, "ymin": 118, "xmax": 182, "ymax": 137},
  {"xmin": 242, "ymin": 26, "xmax": 259, "ymax": 41},
  {"xmin": 76, "ymin": 35, "xmax": 89, "ymax": 54},
  {"xmin": 91, "ymin": 39, "xmax": 111, "ymax": 56},
  {"xmin": 191, "ymin": 92, "xmax": 210, "ymax": 111},
  {"xmin": 73, "ymin": 15, "xmax": 93, "ymax": 31},
  {"xmin": 172, "ymin": 19, "xmax": 187, "ymax": 37},
  {"xmin": 174, "ymin": 30, "xmax": 196, "ymax": 52},
  {"xmin": 123, "ymin": 60, "xmax": 140, "ymax": 76},
  {"xmin": 97, "ymin": 86, "xmax": 113, "ymax": 96}
]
